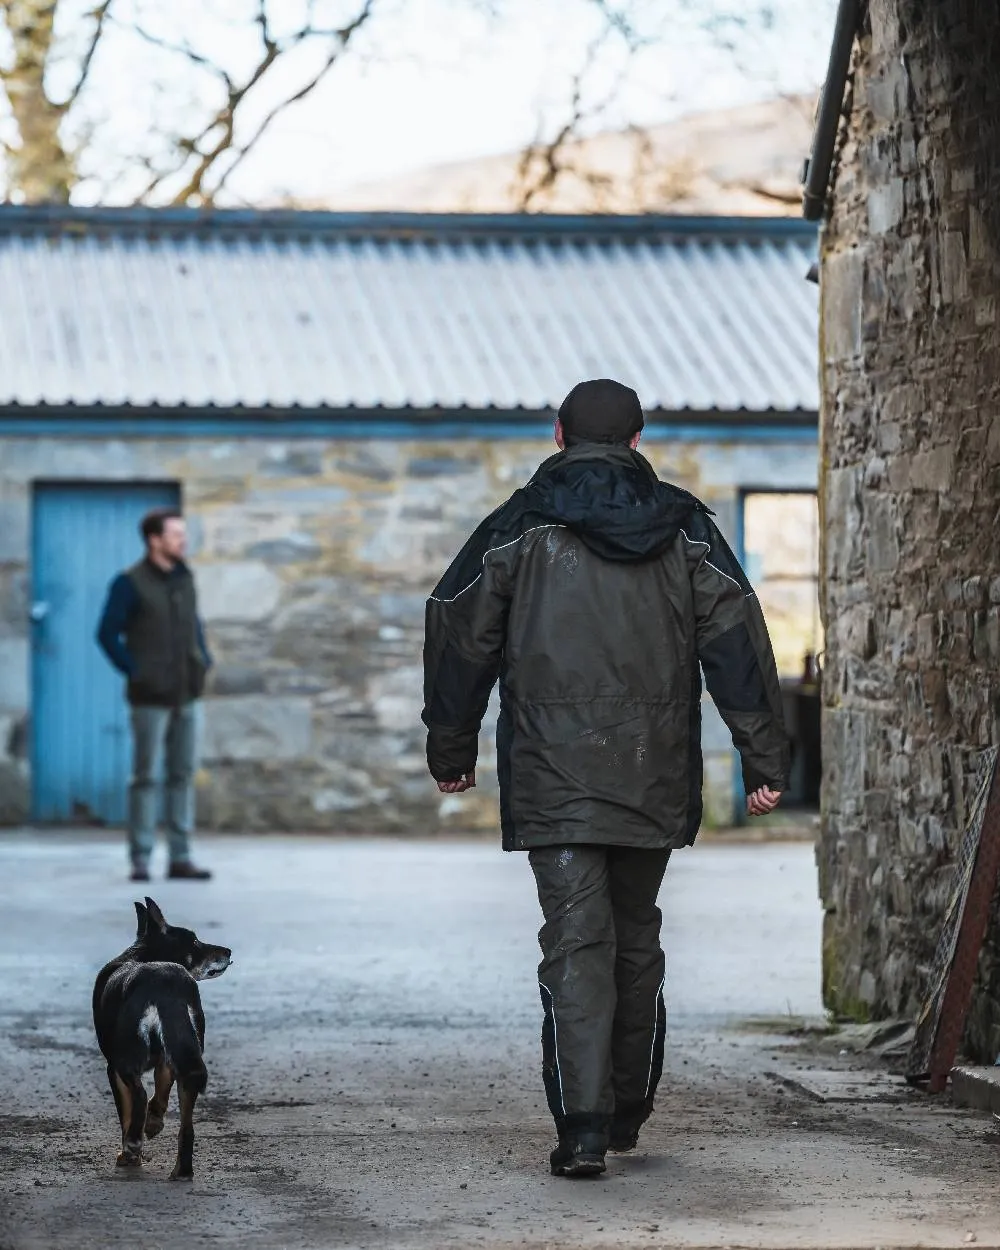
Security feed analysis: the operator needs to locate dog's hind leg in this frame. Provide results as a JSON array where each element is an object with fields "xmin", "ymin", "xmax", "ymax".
[
  {"xmin": 107, "ymin": 1063, "xmax": 125, "ymax": 1130},
  {"xmin": 169, "ymin": 1068, "xmax": 205, "ymax": 1181},
  {"xmin": 107, "ymin": 1064, "xmax": 130, "ymax": 1166},
  {"xmin": 145, "ymin": 1060, "xmax": 174, "ymax": 1139},
  {"xmin": 114, "ymin": 1073, "xmax": 147, "ymax": 1168}
]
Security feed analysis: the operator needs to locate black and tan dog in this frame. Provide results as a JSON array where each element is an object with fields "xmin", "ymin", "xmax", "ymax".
[{"xmin": 92, "ymin": 897, "xmax": 231, "ymax": 1178}]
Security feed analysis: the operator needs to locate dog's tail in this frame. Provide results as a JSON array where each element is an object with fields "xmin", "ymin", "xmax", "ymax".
[{"xmin": 156, "ymin": 1003, "xmax": 208, "ymax": 1094}]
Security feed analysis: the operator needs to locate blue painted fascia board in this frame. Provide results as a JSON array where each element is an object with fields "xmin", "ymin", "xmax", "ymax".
[{"xmin": 0, "ymin": 406, "xmax": 819, "ymax": 442}]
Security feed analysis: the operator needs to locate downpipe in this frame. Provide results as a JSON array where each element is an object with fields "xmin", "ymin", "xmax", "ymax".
[{"xmin": 802, "ymin": 0, "xmax": 863, "ymax": 221}]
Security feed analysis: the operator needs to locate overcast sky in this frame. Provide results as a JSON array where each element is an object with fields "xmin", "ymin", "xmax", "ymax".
[{"xmin": 9, "ymin": 0, "xmax": 838, "ymax": 204}]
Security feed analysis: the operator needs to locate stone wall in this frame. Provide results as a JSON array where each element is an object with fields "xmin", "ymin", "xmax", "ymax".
[
  {"xmin": 819, "ymin": 0, "xmax": 1000, "ymax": 1054},
  {"xmin": 0, "ymin": 431, "xmax": 815, "ymax": 835}
]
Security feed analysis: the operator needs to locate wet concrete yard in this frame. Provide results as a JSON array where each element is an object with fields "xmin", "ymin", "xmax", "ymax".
[{"xmin": 1, "ymin": 833, "xmax": 999, "ymax": 1248}]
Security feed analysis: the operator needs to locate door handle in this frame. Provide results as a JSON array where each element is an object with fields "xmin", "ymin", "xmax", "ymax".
[{"xmin": 30, "ymin": 601, "xmax": 50, "ymax": 623}]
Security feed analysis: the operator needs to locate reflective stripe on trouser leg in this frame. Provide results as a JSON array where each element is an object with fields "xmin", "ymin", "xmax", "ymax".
[
  {"xmin": 611, "ymin": 954, "xmax": 667, "ymax": 1119},
  {"xmin": 644, "ymin": 977, "xmax": 666, "ymax": 1102},
  {"xmin": 538, "ymin": 982, "xmax": 566, "ymax": 1121}
]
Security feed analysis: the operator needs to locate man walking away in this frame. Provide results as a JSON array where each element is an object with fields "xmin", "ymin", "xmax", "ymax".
[
  {"xmin": 422, "ymin": 379, "xmax": 788, "ymax": 1178},
  {"xmin": 97, "ymin": 508, "xmax": 213, "ymax": 883}
]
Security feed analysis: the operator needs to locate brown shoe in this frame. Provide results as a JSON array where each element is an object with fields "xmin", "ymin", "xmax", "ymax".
[
  {"xmin": 130, "ymin": 864, "xmax": 151, "ymax": 883},
  {"xmin": 167, "ymin": 862, "xmax": 212, "ymax": 881}
]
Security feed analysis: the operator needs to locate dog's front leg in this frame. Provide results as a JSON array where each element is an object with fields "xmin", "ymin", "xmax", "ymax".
[
  {"xmin": 114, "ymin": 1073, "xmax": 146, "ymax": 1168},
  {"xmin": 145, "ymin": 1061, "xmax": 174, "ymax": 1139}
]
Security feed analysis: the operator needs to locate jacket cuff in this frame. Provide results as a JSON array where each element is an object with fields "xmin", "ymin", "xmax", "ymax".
[
  {"xmin": 741, "ymin": 762, "xmax": 788, "ymax": 794},
  {"xmin": 426, "ymin": 725, "xmax": 479, "ymax": 782}
]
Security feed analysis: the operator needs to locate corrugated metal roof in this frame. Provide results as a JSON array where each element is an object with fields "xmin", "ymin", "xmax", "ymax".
[{"xmin": 0, "ymin": 209, "xmax": 818, "ymax": 414}]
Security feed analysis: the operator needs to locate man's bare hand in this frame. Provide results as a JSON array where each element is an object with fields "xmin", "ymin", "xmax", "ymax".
[
  {"xmin": 437, "ymin": 771, "xmax": 477, "ymax": 794},
  {"xmin": 746, "ymin": 785, "xmax": 782, "ymax": 817}
]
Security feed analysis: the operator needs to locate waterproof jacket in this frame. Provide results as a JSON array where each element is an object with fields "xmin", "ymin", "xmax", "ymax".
[{"xmin": 422, "ymin": 443, "xmax": 790, "ymax": 852}]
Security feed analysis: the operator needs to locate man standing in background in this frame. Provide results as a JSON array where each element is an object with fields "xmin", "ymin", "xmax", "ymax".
[{"xmin": 97, "ymin": 508, "xmax": 213, "ymax": 883}]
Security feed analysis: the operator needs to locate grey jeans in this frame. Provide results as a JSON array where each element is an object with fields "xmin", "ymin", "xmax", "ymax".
[
  {"xmin": 128, "ymin": 702, "xmax": 202, "ymax": 867},
  {"xmin": 529, "ymin": 844, "xmax": 671, "ymax": 1133}
]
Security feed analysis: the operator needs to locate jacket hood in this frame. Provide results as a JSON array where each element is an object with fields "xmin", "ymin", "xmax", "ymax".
[{"xmin": 520, "ymin": 443, "xmax": 708, "ymax": 562}]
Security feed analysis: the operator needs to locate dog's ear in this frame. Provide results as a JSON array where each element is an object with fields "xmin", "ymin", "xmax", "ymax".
[
  {"xmin": 144, "ymin": 897, "xmax": 168, "ymax": 933},
  {"xmin": 134, "ymin": 901, "xmax": 148, "ymax": 938}
]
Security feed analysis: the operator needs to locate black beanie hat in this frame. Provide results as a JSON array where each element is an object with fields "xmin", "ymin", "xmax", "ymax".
[{"xmin": 557, "ymin": 378, "xmax": 645, "ymax": 445}]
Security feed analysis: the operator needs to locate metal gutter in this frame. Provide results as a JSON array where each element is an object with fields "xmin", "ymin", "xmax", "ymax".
[
  {"xmin": 0, "ymin": 402, "xmax": 819, "ymax": 424},
  {"xmin": 0, "ymin": 407, "xmax": 819, "ymax": 442},
  {"xmin": 0, "ymin": 204, "xmax": 821, "ymax": 244},
  {"xmin": 802, "ymin": 0, "xmax": 863, "ymax": 221}
]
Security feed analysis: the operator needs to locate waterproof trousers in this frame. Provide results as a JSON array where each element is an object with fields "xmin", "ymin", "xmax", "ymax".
[{"xmin": 528, "ymin": 844, "xmax": 671, "ymax": 1138}]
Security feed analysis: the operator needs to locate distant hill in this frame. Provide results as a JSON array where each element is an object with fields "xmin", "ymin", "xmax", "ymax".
[{"xmin": 320, "ymin": 93, "xmax": 818, "ymax": 216}]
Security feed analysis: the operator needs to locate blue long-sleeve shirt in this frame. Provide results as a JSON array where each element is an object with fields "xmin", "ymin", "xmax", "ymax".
[{"xmin": 96, "ymin": 571, "xmax": 212, "ymax": 676}]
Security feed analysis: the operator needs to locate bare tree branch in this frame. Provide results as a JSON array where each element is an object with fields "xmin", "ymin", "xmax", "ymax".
[
  {"xmin": 127, "ymin": 20, "xmax": 235, "ymax": 90},
  {"xmin": 124, "ymin": 0, "xmax": 372, "ymax": 202},
  {"xmin": 514, "ymin": 13, "xmax": 635, "ymax": 211},
  {"xmin": 61, "ymin": 0, "xmax": 113, "ymax": 109},
  {"xmin": 164, "ymin": 0, "xmax": 376, "ymax": 206},
  {"xmin": 130, "ymin": 6, "xmax": 281, "ymax": 203},
  {"xmin": 742, "ymin": 180, "xmax": 800, "ymax": 206},
  {"xmin": 254, "ymin": 0, "xmax": 277, "ymax": 60},
  {"xmin": 208, "ymin": 47, "xmax": 343, "ymax": 200},
  {"xmin": 585, "ymin": 0, "xmax": 647, "ymax": 51}
]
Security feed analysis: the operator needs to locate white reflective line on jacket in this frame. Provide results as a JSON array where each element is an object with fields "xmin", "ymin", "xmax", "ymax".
[
  {"xmin": 679, "ymin": 528, "xmax": 756, "ymax": 598},
  {"xmin": 428, "ymin": 524, "xmax": 568, "ymax": 604}
]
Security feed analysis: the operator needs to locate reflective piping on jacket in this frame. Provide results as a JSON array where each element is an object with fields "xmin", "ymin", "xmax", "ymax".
[
  {"xmin": 644, "ymin": 976, "xmax": 666, "ymax": 1101},
  {"xmin": 428, "ymin": 524, "xmax": 568, "ymax": 604},
  {"xmin": 680, "ymin": 529, "xmax": 755, "ymax": 598},
  {"xmin": 540, "ymin": 980, "xmax": 567, "ymax": 1117}
]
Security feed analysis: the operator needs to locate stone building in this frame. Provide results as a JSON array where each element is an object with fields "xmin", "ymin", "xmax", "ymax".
[
  {"xmin": 0, "ymin": 207, "xmax": 819, "ymax": 835},
  {"xmin": 817, "ymin": 1, "xmax": 1000, "ymax": 1053}
]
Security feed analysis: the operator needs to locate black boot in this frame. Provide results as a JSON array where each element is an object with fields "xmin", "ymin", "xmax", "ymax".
[
  {"xmin": 550, "ymin": 1132, "xmax": 606, "ymax": 1177},
  {"xmin": 608, "ymin": 1100, "xmax": 653, "ymax": 1154},
  {"xmin": 167, "ymin": 861, "xmax": 212, "ymax": 880},
  {"xmin": 550, "ymin": 1114, "xmax": 609, "ymax": 1178}
]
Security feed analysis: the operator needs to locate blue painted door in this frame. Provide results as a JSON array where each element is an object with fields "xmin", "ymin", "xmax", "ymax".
[{"xmin": 31, "ymin": 482, "xmax": 180, "ymax": 824}]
